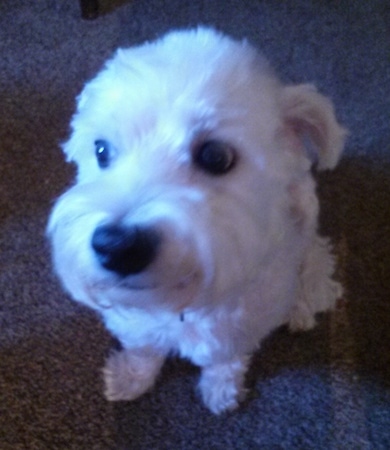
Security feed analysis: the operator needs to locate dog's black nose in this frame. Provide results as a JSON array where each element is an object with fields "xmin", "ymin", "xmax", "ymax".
[{"xmin": 91, "ymin": 224, "xmax": 161, "ymax": 276}]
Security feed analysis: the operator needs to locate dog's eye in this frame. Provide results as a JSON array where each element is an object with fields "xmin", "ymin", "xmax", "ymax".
[
  {"xmin": 95, "ymin": 139, "xmax": 111, "ymax": 168},
  {"xmin": 194, "ymin": 140, "xmax": 236, "ymax": 175}
]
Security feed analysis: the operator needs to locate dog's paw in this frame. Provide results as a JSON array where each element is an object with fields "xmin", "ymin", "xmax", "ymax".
[
  {"xmin": 103, "ymin": 349, "xmax": 164, "ymax": 402},
  {"xmin": 198, "ymin": 358, "xmax": 248, "ymax": 414},
  {"xmin": 200, "ymin": 380, "xmax": 246, "ymax": 414},
  {"xmin": 289, "ymin": 276, "xmax": 343, "ymax": 332},
  {"xmin": 288, "ymin": 305, "xmax": 317, "ymax": 332},
  {"xmin": 289, "ymin": 236, "xmax": 343, "ymax": 332}
]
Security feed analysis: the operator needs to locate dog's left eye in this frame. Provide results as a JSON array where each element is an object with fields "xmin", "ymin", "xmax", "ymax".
[
  {"xmin": 193, "ymin": 140, "xmax": 236, "ymax": 175},
  {"xmin": 95, "ymin": 140, "xmax": 111, "ymax": 168}
]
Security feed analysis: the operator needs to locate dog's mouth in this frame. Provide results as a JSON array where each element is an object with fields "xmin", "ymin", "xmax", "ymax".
[
  {"xmin": 92, "ymin": 269, "xmax": 200, "ymax": 294},
  {"xmin": 118, "ymin": 276, "xmax": 159, "ymax": 291},
  {"xmin": 118, "ymin": 270, "xmax": 200, "ymax": 291},
  {"xmin": 89, "ymin": 270, "xmax": 202, "ymax": 310}
]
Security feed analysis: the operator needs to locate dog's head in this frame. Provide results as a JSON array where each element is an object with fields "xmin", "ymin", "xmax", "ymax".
[{"xmin": 48, "ymin": 28, "xmax": 346, "ymax": 312}]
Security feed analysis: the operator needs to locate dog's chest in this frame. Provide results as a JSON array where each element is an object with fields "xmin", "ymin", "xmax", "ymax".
[
  {"xmin": 176, "ymin": 311, "xmax": 222, "ymax": 365},
  {"xmin": 104, "ymin": 306, "xmax": 230, "ymax": 366}
]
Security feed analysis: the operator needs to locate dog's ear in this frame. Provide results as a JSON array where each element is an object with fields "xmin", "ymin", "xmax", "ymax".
[{"xmin": 281, "ymin": 84, "xmax": 348, "ymax": 170}]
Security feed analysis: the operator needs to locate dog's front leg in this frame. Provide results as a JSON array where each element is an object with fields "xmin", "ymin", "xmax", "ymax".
[
  {"xmin": 103, "ymin": 347, "xmax": 165, "ymax": 402},
  {"xmin": 198, "ymin": 355, "xmax": 250, "ymax": 414}
]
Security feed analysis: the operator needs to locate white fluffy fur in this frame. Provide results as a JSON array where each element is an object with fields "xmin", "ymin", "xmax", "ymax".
[{"xmin": 48, "ymin": 28, "xmax": 347, "ymax": 414}]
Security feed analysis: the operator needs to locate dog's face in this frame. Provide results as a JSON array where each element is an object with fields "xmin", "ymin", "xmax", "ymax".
[{"xmin": 48, "ymin": 28, "xmax": 345, "ymax": 313}]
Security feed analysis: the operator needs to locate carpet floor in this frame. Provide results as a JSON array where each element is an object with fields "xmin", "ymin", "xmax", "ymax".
[{"xmin": 1, "ymin": 0, "xmax": 389, "ymax": 448}]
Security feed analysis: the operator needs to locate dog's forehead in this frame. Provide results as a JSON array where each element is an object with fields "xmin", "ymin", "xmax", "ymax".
[
  {"xmin": 122, "ymin": 91, "xmax": 268, "ymax": 159},
  {"xmin": 98, "ymin": 60, "xmax": 241, "ymax": 131},
  {"xmin": 82, "ymin": 29, "xmax": 277, "ymax": 131}
]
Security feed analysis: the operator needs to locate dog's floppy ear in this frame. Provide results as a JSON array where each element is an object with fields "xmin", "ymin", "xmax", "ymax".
[{"xmin": 282, "ymin": 84, "xmax": 347, "ymax": 170}]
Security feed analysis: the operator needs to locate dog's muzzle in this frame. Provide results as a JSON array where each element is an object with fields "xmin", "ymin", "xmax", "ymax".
[{"xmin": 91, "ymin": 224, "xmax": 161, "ymax": 276}]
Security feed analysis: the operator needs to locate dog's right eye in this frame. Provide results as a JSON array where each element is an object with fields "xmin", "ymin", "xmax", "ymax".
[
  {"xmin": 193, "ymin": 140, "xmax": 236, "ymax": 175},
  {"xmin": 94, "ymin": 140, "xmax": 111, "ymax": 168}
]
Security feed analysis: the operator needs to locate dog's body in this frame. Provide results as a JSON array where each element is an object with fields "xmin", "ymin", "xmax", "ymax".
[{"xmin": 48, "ymin": 28, "xmax": 346, "ymax": 413}]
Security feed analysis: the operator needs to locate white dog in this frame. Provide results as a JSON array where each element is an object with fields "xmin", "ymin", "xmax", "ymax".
[{"xmin": 48, "ymin": 28, "xmax": 346, "ymax": 414}]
